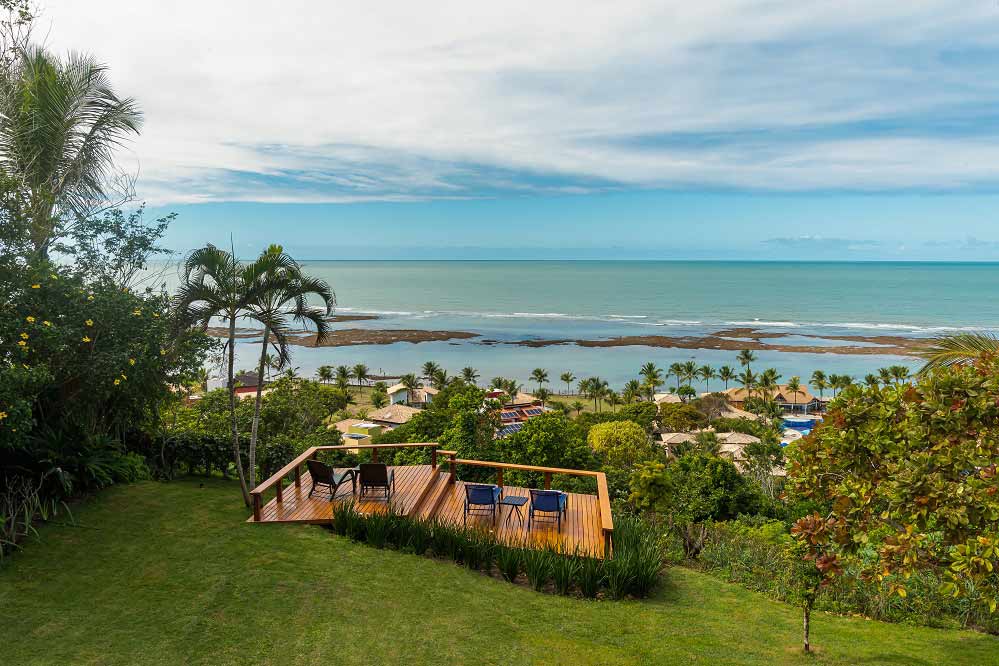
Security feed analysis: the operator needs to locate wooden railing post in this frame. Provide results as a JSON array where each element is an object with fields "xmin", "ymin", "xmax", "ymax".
[
  {"xmin": 543, "ymin": 471, "xmax": 552, "ymax": 489},
  {"xmin": 604, "ymin": 530, "xmax": 612, "ymax": 559},
  {"xmin": 252, "ymin": 493, "xmax": 261, "ymax": 521},
  {"xmin": 431, "ymin": 447, "xmax": 438, "ymax": 469},
  {"xmin": 294, "ymin": 462, "xmax": 302, "ymax": 488},
  {"xmin": 276, "ymin": 477, "xmax": 283, "ymax": 502},
  {"xmin": 372, "ymin": 447, "xmax": 379, "ymax": 463},
  {"xmin": 449, "ymin": 454, "xmax": 456, "ymax": 484},
  {"xmin": 497, "ymin": 468, "xmax": 504, "ymax": 488}
]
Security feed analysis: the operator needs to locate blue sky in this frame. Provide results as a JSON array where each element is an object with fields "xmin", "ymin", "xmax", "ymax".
[{"xmin": 43, "ymin": 2, "xmax": 999, "ymax": 259}]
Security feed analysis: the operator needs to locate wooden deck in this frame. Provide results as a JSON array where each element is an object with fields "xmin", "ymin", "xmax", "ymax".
[{"xmin": 250, "ymin": 459, "xmax": 611, "ymax": 557}]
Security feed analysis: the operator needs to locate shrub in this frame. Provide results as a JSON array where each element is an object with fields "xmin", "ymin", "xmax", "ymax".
[
  {"xmin": 551, "ymin": 547, "xmax": 582, "ymax": 595},
  {"xmin": 576, "ymin": 556, "xmax": 604, "ymax": 598},
  {"xmin": 522, "ymin": 547, "xmax": 554, "ymax": 591},
  {"xmin": 496, "ymin": 544, "xmax": 522, "ymax": 582}
]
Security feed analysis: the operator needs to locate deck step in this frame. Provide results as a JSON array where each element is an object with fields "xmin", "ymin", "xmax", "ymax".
[{"xmin": 412, "ymin": 468, "xmax": 453, "ymax": 519}]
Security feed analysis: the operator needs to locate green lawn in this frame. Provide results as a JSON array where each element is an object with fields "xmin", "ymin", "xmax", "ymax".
[{"xmin": 1, "ymin": 479, "xmax": 994, "ymax": 665}]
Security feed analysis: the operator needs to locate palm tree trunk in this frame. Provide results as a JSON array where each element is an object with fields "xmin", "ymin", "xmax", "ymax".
[
  {"xmin": 227, "ymin": 315, "xmax": 251, "ymax": 506},
  {"xmin": 248, "ymin": 326, "xmax": 270, "ymax": 488}
]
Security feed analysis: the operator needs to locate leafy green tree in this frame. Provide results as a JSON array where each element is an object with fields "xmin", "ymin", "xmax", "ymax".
[
  {"xmin": 738, "ymin": 368, "xmax": 756, "ymax": 398},
  {"xmin": 677, "ymin": 385, "xmax": 696, "ymax": 402},
  {"xmin": 570, "ymin": 400, "xmax": 585, "ymax": 415},
  {"xmin": 786, "ymin": 375, "xmax": 801, "ymax": 412},
  {"xmin": 622, "ymin": 378, "xmax": 642, "ymax": 403},
  {"xmin": 737, "ymin": 349, "xmax": 757, "ymax": 370},
  {"xmin": 668, "ymin": 362, "xmax": 683, "ymax": 390},
  {"xmin": 370, "ymin": 389, "xmax": 388, "ymax": 409},
  {"xmin": 588, "ymin": 420, "xmax": 656, "ymax": 470},
  {"xmin": 316, "ymin": 365, "xmax": 333, "ymax": 384},
  {"xmin": 421, "ymin": 361, "xmax": 440, "ymax": 381},
  {"xmin": 789, "ymin": 362, "xmax": 999, "ymax": 625},
  {"xmin": 502, "ymin": 412, "xmax": 596, "ymax": 488},
  {"xmin": 560, "ymin": 371, "xmax": 575, "ymax": 395},
  {"xmin": 399, "ymin": 373, "xmax": 420, "ymax": 406},
  {"xmin": 430, "ymin": 367, "xmax": 449, "ymax": 391},
  {"xmin": 535, "ymin": 387, "xmax": 551, "ymax": 406},
  {"xmin": 696, "ymin": 365, "xmax": 715, "ymax": 392},
  {"xmin": 352, "ymin": 363, "xmax": 369, "ymax": 388},
  {"xmin": 630, "ymin": 453, "xmax": 762, "ymax": 557},
  {"xmin": 657, "ymin": 402, "xmax": 708, "ymax": 432},
  {"xmin": 335, "ymin": 365, "xmax": 352, "ymax": 391},
  {"xmin": 916, "ymin": 332, "xmax": 999, "ymax": 373},
  {"xmin": 0, "ymin": 46, "xmax": 142, "ymax": 256}
]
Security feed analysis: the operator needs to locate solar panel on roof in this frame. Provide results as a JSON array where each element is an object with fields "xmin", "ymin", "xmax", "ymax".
[
  {"xmin": 524, "ymin": 408, "xmax": 543, "ymax": 416},
  {"xmin": 497, "ymin": 422, "xmax": 525, "ymax": 438}
]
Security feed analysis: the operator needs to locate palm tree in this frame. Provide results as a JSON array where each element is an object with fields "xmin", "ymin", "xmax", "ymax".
[
  {"xmin": 560, "ymin": 371, "xmax": 576, "ymax": 395},
  {"xmin": 245, "ymin": 245, "xmax": 334, "ymax": 484},
  {"xmin": 489, "ymin": 377, "xmax": 507, "ymax": 390},
  {"xmin": 400, "ymin": 373, "xmax": 420, "ymax": 406},
  {"xmin": 864, "ymin": 373, "xmax": 880, "ymax": 388},
  {"xmin": 335, "ymin": 365, "xmax": 352, "ymax": 391},
  {"xmin": 530, "ymin": 368, "xmax": 549, "ymax": 393},
  {"xmin": 430, "ymin": 368, "xmax": 449, "ymax": 391},
  {"xmin": 174, "ymin": 244, "xmax": 310, "ymax": 505},
  {"xmin": 698, "ymin": 365, "xmax": 716, "ymax": 392},
  {"xmin": 370, "ymin": 391, "xmax": 388, "ymax": 409},
  {"xmin": 422, "ymin": 361, "xmax": 440, "ymax": 382},
  {"xmin": 737, "ymin": 349, "xmax": 757, "ymax": 371},
  {"xmin": 681, "ymin": 360, "xmax": 698, "ymax": 387},
  {"xmin": 668, "ymin": 362, "xmax": 684, "ymax": 390},
  {"xmin": 606, "ymin": 391, "xmax": 622, "ymax": 411},
  {"xmin": 786, "ymin": 376, "xmax": 801, "ymax": 413},
  {"xmin": 738, "ymin": 369, "xmax": 757, "ymax": 398},
  {"xmin": 461, "ymin": 366, "xmax": 479, "ymax": 385},
  {"xmin": 718, "ymin": 365, "xmax": 736, "ymax": 390},
  {"xmin": 889, "ymin": 365, "xmax": 911, "ymax": 385},
  {"xmin": 316, "ymin": 365, "xmax": 333, "ymax": 385},
  {"xmin": 504, "ymin": 379, "xmax": 522, "ymax": 402},
  {"xmin": 810, "ymin": 370, "xmax": 827, "ymax": 399},
  {"xmin": 0, "ymin": 47, "xmax": 143, "ymax": 256},
  {"xmin": 640, "ymin": 362, "xmax": 663, "ymax": 401},
  {"xmin": 535, "ymin": 387, "xmax": 551, "ymax": 407},
  {"xmin": 623, "ymin": 379, "xmax": 643, "ymax": 403},
  {"xmin": 878, "ymin": 367, "xmax": 893, "ymax": 386},
  {"xmin": 570, "ymin": 400, "xmax": 586, "ymax": 416},
  {"xmin": 917, "ymin": 333, "xmax": 999, "ymax": 374},
  {"xmin": 352, "ymin": 363, "xmax": 369, "ymax": 388}
]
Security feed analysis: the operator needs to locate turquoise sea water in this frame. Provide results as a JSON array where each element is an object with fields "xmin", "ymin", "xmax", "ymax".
[{"xmin": 152, "ymin": 261, "xmax": 999, "ymax": 389}]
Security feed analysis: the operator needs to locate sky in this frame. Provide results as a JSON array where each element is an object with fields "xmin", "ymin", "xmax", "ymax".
[{"xmin": 39, "ymin": 1, "xmax": 999, "ymax": 260}]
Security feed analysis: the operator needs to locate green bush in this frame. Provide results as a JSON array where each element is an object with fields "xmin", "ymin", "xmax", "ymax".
[
  {"xmin": 522, "ymin": 547, "xmax": 554, "ymax": 591},
  {"xmin": 576, "ymin": 556, "xmax": 605, "ymax": 598},
  {"xmin": 551, "ymin": 547, "xmax": 582, "ymax": 595},
  {"xmin": 496, "ymin": 544, "xmax": 522, "ymax": 582}
]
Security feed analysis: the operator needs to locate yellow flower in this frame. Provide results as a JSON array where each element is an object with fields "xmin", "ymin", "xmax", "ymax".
[
  {"xmin": 129, "ymin": 358, "xmax": 136, "ymax": 366},
  {"xmin": 50, "ymin": 273, "xmax": 57, "ymax": 279},
  {"xmin": 17, "ymin": 340, "xmax": 26, "ymax": 347},
  {"xmin": 19, "ymin": 332, "xmax": 28, "ymax": 340},
  {"xmin": 42, "ymin": 321, "xmax": 51, "ymax": 327},
  {"xmin": 114, "ymin": 379, "xmax": 121, "ymax": 386},
  {"xmin": 132, "ymin": 309, "xmax": 142, "ymax": 316},
  {"xmin": 0, "ymin": 411, "xmax": 7, "ymax": 420},
  {"xmin": 87, "ymin": 295, "xmax": 94, "ymax": 301},
  {"xmin": 85, "ymin": 319, "xmax": 93, "ymax": 327},
  {"xmin": 160, "ymin": 349, "xmax": 167, "ymax": 355},
  {"xmin": 30, "ymin": 284, "xmax": 40, "ymax": 289},
  {"xmin": 152, "ymin": 313, "xmax": 160, "ymax": 318},
  {"xmin": 82, "ymin": 336, "xmax": 91, "ymax": 343},
  {"xmin": 25, "ymin": 316, "xmax": 35, "ymax": 323},
  {"xmin": 121, "ymin": 373, "xmax": 127, "ymax": 380}
]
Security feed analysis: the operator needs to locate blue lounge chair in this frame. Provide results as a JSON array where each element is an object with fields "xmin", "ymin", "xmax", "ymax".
[
  {"xmin": 463, "ymin": 483, "xmax": 502, "ymax": 525},
  {"xmin": 528, "ymin": 489, "xmax": 568, "ymax": 531}
]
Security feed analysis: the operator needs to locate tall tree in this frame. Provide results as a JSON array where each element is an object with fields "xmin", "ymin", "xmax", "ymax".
[
  {"xmin": 530, "ymin": 368, "xmax": 549, "ymax": 393},
  {"xmin": 697, "ymin": 365, "xmax": 716, "ymax": 392},
  {"xmin": 718, "ymin": 365, "xmax": 736, "ymax": 390},
  {"xmin": 0, "ymin": 46, "xmax": 143, "ymax": 256},
  {"xmin": 737, "ymin": 368, "xmax": 756, "ymax": 398},
  {"xmin": 352, "ymin": 363, "xmax": 369, "ymax": 388},
  {"xmin": 810, "ymin": 370, "xmax": 827, "ymax": 399},
  {"xmin": 786, "ymin": 375, "xmax": 801, "ymax": 413},
  {"xmin": 316, "ymin": 365, "xmax": 333, "ymax": 385},
  {"xmin": 174, "ymin": 244, "xmax": 307, "ymax": 505},
  {"xmin": 422, "ymin": 361, "xmax": 440, "ymax": 382},
  {"xmin": 640, "ymin": 362, "xmax": 662, "ymax": 402},
  {"xmin": 335, "ymin": 365, "xmax": 352, "ymax": 391},
  {"xmin": 461, "ymin": 366, "xmax": 479, "ymax": 385},
  {"xmin": 737, "ymin": 349, "xmax": 757, "ymax": 371},
  {"xmin": 400, "ymin": 373, "xmax": 420, "ymax": 406},
  {"xmin": 245, "ymin": 245, "xmax": 334, "ymax": 483},
  {"xmin": 681, "ymin": 360, "xmax": 698, "ymax": 387},
  {"xmin": 560, "ymin": 371, "xmax": 575, "ymax": 395},
  {"xmin": 668, "ymin": 362, "xmax": 684, "ymax": 391}
]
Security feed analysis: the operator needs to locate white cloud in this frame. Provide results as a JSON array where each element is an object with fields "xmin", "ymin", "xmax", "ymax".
[{"xmin": 38, "ymin": 0, "xmax": 999, "ymax": 203}]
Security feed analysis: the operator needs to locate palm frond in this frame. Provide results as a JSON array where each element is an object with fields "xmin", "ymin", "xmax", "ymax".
[{"xmin": 916, "ymin": 332, "xmax": 999, "ymax": 374}]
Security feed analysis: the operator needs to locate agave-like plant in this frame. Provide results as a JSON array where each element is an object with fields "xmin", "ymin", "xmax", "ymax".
[{"xmin": 917, "ymin": 332, "xmax": 999, "ymax": 374}]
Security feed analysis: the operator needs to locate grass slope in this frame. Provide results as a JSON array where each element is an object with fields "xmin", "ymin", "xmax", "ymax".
[{"xmin": 0, "ymin": 478, "xmax": 994, "ymax": 665}]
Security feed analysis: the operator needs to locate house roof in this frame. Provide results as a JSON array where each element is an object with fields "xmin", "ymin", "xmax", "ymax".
[
  {"xmin": 722, "ymin": 384, "xmax": 817, "ymax": 404},
  {"xmin": 233, "ymin": 371, "xmax": 261, "ymax": 387},
  {"xmin": 654, "ymin": 393, "xmax": 682, "ymax": 404},
  {"xmin": 332, "ymin": 418, "xmax": 363, "ymax": 434},
  {"xmin": 717, "ymin": 432, "xmax": 761, "ymax": 445},
  {"xmin": 660, "ymin": 432, "xmax": 697, "ymax": 445},
  {"xmin": 367, "ymin": 404, "xmax": 421, "ymax": 425},
  {"xmin": 386, "ymin": 384, "xmax": 438, "ymax": 401}
]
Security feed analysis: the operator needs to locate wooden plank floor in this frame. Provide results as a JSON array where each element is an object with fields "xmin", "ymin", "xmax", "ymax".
[{"xmin": 250, "ymin": 464, "xmax": 607, "ymax": 556}]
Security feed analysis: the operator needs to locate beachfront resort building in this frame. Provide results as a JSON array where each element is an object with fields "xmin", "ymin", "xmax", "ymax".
[
  {"xmin": 233, "ymin": 371, "xmax": 273, "ymax": 400},
  {"xmin": 387, "ymin": 383, "xmax": 438, "ymax": 408},
  {"xmin": 659, "ymin": 430, "xmax": 762, "ymax": 470},
  {"xmin": 331, "ymin": 405, "xmax": 421, "ymax": 445},
  {"xmin": 720, "ymin": 384, "xmax": 822, "ymax": 414},
  {"xmin": 495, "ymin": 391, "xmax": 550, "ymax": 437}
]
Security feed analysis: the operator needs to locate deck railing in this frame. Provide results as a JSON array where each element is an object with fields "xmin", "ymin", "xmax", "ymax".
[
  {"xmin": 249, "ymin": 442, "xmax": 443, "ymax": 522},
  {"xmin": 249, "ymin": 443, "xmax": 613, "ymax": 557},
  {"xmin": 450, "ymin": 458, "xmax": 614, "ymax": 557}
]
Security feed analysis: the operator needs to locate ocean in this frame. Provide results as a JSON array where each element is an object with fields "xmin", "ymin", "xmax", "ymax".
[{"xmin": 151, "ymin": 260, "xmax": 999, "ymax": 389}]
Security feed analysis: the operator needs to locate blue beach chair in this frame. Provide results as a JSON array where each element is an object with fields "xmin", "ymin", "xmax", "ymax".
[
  {"xmin": 528, "ymin": 489, "xmax": 568, "ymax": 531},
  {"xmin": 463, "ymin": 483, "xmax": 502, "ymax": 525}
]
